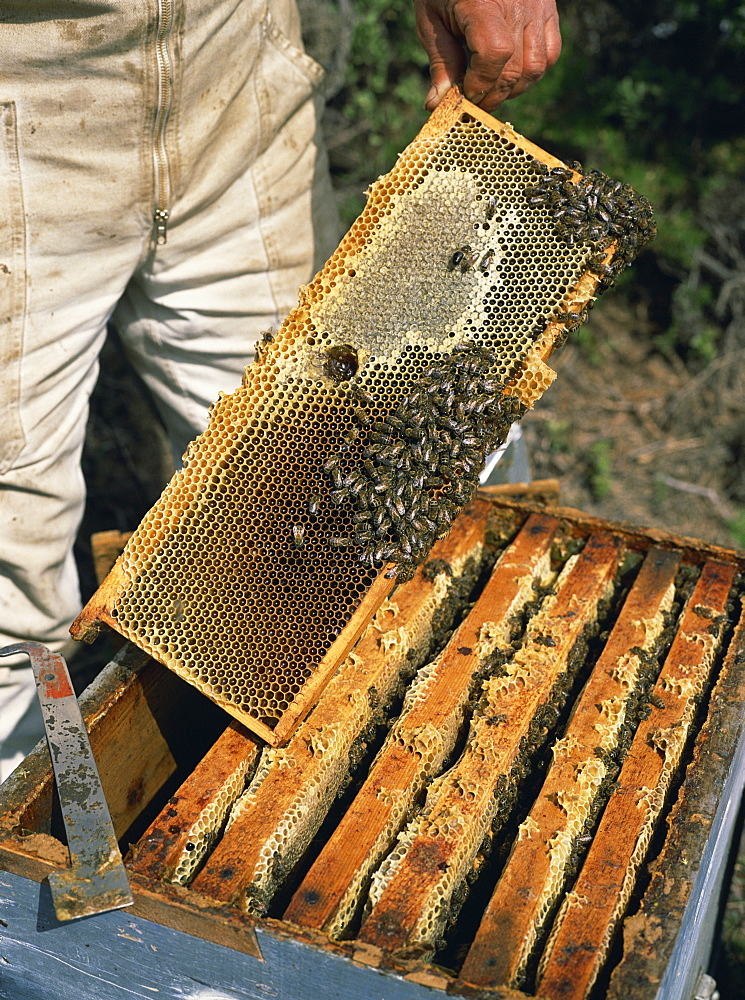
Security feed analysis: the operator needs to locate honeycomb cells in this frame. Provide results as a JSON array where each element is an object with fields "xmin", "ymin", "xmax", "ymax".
[{"xmin": 94, "ymin": 99, "xmax": 652, "ymax": 740}]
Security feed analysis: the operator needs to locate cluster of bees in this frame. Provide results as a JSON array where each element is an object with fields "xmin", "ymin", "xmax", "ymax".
[
  {"xmin": 308, "ymin": 161, "xmax": 656, "ymax": 581},
  {"xmin": 321, "ymin": 345, "xmax": 525, "ymax": 582},
  {"xmin": 525, "ymin": 163, "xmax": 657, "ymax": 288}
]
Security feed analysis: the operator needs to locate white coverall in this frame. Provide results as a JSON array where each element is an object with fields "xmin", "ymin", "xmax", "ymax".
[{"xmin": 0, "ymin": 0, "xmax": 339, "ymax": 778}]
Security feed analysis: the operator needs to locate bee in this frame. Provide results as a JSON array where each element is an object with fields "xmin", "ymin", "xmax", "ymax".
[
  {"xmin": 420, "ymin": 514, "xmax": 438, "ymax": 535},
  {"xmin": 396, "ymin": 563, "xmax": 417, "ymax": 583},
  {"xmin": 588, "ymin": 252, "xmax": 609, "ymax": 270},
  {"xmin": 352, "ymin": 386, "xmax": 376, "ymax": 408},
  {"xmin": 419, "ymin": 441, "xmax": 435, "ymax": 465},
  {"xmin": 485, "ymin": 195, "xmax": 497, "ymax": 220},
  {"xmin": 329, "ymin": 487, "xmax": 350, "ymax": 506},
  {"xmin": 356, "ymin": 484, "xmax": 374, "ymax": 507},
  {"xmin": 451, "ymin": 483, "xmax": 472, "ymax": 505},
  {"xmin": 550, "ymin": 166, "xmax": 573, "ymax": 180},
  {"xmin": 372, "ymin": 507, "xmax": 388, "ymax": 531},
  {"xmin": 375, "ymin": 542, "xmax": 397, "ymax": 563},
  {"xmin": 436, "ymin": 387, "xmax": 457, "ymax": 410},
  {"xmin": 291, "ymin": 524, "xmax": 306, "ymax": 549},
  {"xmin": 480, "ymin": 376, "xmax": 502, "ymax": 394},
  {"xmin": 562, "ymin": 206, "xmax": 585, "ymax": 222},
  {"xmin": 478, "ymin": 248, "xmax": 495, "ymax": 273},
  {"xmin": 359, "ymin": 543, "xmax": 377, "ymax": 567},
  {"xmin": 329, "ymin": 535, "xmax": 353, "ymax": 550},
  {"xmin": 409, "ymin": 515, "xmax": 429, "ymax": 539},
  {"xmin": 552, "ymin": 327, "xmax": 570, "ymax": 351},
  {"xmin": 462, "ymin": 247, "xmax": 482, "ymax": 271},
  {"xmin": 342, "ymin": 427, "xmax": 362, "ymax": 446},
  {"xmin": 439, "ymin": 415, "xmax": 464, "ymax": 434},
  {"xmin": 449, "ymin": 245, "xmax": 471, "ymax": 270},
  {"xmin": 385, "ymin": 414, "xmax": 406, "ymax": 434},
  {"xmin": 306, "ymin": 494, "xmax": 322, "ymax": 517},
  {"xmin": 387, "ymin": 494, "xmax": 406, "ymax": 519},
  {"xmin": 254, "ymin": 327, "xmax": 275, "ymax": 361},
  {"xmin": 404, "ymin": 425, "xmax": 426, "ymax": 441},
  {"xmin": 394, "ymin": 477, "xmax": 411, "ymax": 500},
  {"xmin": 594, "ymin": 265, "xmax": 616, "ymax": 283}
]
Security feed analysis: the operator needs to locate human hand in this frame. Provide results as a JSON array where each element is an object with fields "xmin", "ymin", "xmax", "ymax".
[{"xmin": 414, "ymin": 0, "xmax": 561, "ymax": 113}]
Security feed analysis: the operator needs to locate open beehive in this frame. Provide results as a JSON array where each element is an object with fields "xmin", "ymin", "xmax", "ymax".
[
  {"xmin": 3, "ymin": 496, "xmax": 745, "ymax": 1000},
  {"xmin": 71, "ymin": 88, "xmax": 655, "ymax": 744}
]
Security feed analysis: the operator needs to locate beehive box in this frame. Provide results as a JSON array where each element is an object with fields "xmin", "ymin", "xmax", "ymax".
[
  {"xmin": 71, "ymin": 88, "xmax": 656, "ymax": 746},
  {"xmin": 2, "ymin": 496, "xmax": 745, "ymax": 1000}
]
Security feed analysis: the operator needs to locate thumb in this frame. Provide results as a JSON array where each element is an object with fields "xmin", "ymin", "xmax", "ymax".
[{"xmin": 416, "ymin": 5, "xmax": 467, "ymax": 109}]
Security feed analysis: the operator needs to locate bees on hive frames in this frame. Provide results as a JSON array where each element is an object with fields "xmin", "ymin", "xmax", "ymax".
[{"xmin": 319, "ymin": 346, "xmax": 526, "ymax": 584}]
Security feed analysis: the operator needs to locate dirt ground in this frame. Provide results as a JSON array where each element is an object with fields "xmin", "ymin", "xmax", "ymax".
[{"xmin": 523, "ymin": 298, "xmax": 743, "ymax": 551}]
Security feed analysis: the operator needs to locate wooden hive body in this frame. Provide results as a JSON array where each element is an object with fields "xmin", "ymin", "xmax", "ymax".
[
  {"xmin": 3, "ymin": 497, "xmax": 744, "ymax": 1000},
  {"xmin": 71, "ymin": 89, "xmax": 654, "ymax": 744}
]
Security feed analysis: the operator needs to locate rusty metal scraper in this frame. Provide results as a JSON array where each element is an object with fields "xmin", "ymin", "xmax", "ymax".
[{"xmin": 0, "ymin": 641, "xmax": 133, "ymax": 920}]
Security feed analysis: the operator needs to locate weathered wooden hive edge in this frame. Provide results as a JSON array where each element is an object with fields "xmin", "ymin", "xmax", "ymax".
[
  {"xmin": 606, "ymin": 594, "xmax": 745, "ymax": 1000},
  {"xmin": 479, "ymin": 491, "xmax": 745, "ymax": 567},
  {"xmin": 3, "ymin": 498, "xmax": 745, "ymax": 1000}
]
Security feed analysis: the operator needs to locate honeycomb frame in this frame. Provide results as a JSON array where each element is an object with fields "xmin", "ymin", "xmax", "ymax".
[{"xmin": 72, "ymin": 87, "xmax": 654, "ymax": 745}]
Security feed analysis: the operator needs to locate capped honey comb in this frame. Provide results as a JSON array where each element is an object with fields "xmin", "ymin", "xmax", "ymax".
[{"xmin": 72, "ymin": 87, "xmax": 655, "ymax": 744}]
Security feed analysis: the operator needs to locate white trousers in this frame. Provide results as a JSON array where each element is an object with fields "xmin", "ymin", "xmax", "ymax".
[{"xmin": 0, "ymin": 0, "xmax": 339, "ymax": 778}]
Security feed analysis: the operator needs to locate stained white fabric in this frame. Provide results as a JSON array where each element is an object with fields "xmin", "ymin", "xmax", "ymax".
[{"xmin": 0, "ymin": 0, "xmax": 339, "ymax": 778}]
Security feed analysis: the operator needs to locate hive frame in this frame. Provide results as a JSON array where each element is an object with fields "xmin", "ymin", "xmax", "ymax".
[{"xmin": 72, "ymin": 88, "xmax": 639, "ymax": 745}]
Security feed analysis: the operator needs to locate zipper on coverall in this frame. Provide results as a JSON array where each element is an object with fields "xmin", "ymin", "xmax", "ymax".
[{"xmin": 153, "ymin": 0, "xmax": 173, "ymax": 245}]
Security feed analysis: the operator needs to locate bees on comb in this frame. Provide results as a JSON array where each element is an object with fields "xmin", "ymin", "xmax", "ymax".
[
  {"xmin": 524, "ymin": 162, "xmax": 656, "ymax": 288},
  {"xmin": 320, "ymin": 345, "xmax": 526, "ymax": 583}
]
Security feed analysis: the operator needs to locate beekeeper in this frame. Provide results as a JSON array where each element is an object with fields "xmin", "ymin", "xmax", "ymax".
[{"xmin": 0, "ymin": 0, "xmax": 561, "ymax": 779}]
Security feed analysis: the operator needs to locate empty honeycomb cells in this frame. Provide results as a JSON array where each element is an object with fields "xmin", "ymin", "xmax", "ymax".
[{"xmin": 74, "ymin": 88, "xmax": 656, "ymax": 742}]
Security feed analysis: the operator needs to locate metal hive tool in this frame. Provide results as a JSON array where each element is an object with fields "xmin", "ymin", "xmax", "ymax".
[{"xmin": 72, "ymin": 87, "xmax": 656, "ymax": 744}]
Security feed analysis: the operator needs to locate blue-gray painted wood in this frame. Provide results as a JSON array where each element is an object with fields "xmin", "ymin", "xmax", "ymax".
[
  {"xmin": 655, "ymin": 723, "xmax": 745, "ymax": 1000},
  {"xmin": 0, "ymin": 871, "xmax": 449, "ymax": 1000}
]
